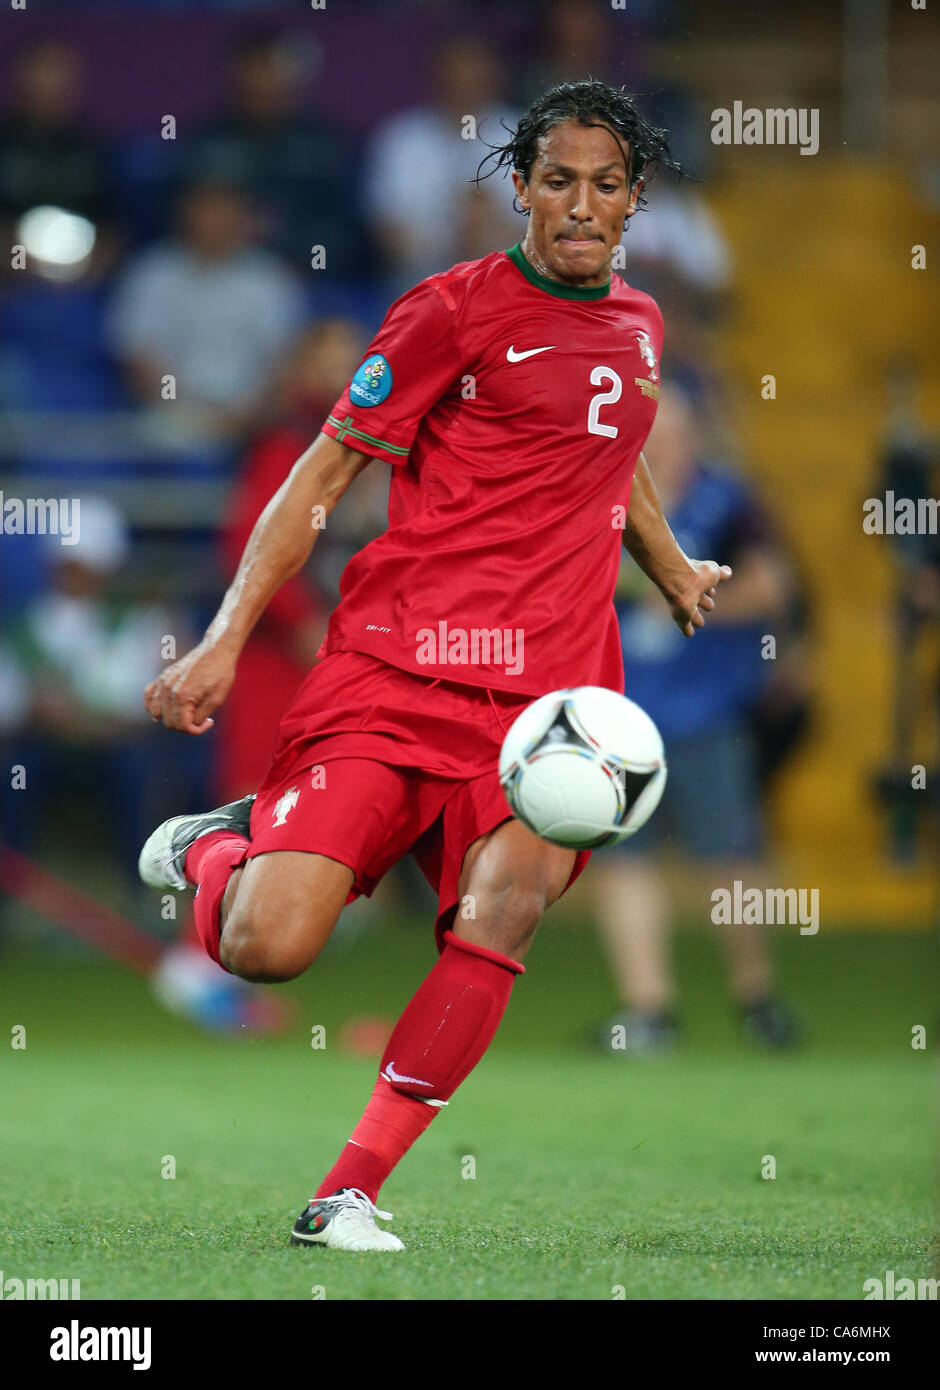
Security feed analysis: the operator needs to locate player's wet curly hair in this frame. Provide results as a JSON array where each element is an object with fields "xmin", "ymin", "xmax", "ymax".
[{"xmin": 475, "ymin": 79, "xmax": 681, "ymax": 218}]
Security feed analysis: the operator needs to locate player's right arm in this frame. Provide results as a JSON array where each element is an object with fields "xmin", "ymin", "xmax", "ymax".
[{"xmin": 144, "ymin": 433, "xmax": 370, "ymax": 734}]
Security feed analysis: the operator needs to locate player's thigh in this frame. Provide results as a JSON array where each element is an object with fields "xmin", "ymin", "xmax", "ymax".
[
  {"xmin": 456, "ymin": 818, "xmax": 575, "ymax": 958},
  {"xmin": 220, "ymin": 850, "xmax": 354, "ymax": 982}
]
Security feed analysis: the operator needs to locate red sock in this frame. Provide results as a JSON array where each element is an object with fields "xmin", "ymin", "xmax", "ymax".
[
  {"xmin": 179, "ymin": 905, "xmax": 201, "ymax": 948},
  {"xmin": 315, "ymin": 930, "xmax": 524, "ymax": 1202},
  {"xmin": 315, "ymin": 1081, "xmax": 437, "ymax": 1202},
  {"xmin": 184, "ymin": 831, "xmax": 249, "ymax": 970}
]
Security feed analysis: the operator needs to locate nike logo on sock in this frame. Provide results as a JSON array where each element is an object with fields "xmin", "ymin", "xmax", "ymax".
[{"xmin": 382, "ymin": 1061, "xmax": 434, "ymax": 1087}]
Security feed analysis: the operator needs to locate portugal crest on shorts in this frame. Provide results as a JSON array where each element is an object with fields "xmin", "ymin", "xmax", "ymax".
[{"xmin": 273, "ymin": 787, "xmax": 300, "ymax": 827}]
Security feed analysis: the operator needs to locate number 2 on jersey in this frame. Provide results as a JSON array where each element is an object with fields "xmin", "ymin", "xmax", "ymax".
[{"xmin": 587, "ymin": 366, "xmax": 622, "ymax": 439}]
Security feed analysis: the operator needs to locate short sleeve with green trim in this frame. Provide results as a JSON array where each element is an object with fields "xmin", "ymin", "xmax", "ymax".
[{"xmin": 321, "ymin": 277, "xmax": 465, "ymax": 465}]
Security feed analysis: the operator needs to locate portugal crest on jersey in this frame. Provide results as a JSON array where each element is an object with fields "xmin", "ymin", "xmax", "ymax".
[{"xmin": 634, "ymin": 330, "xmax": 659, "ymax": 382}]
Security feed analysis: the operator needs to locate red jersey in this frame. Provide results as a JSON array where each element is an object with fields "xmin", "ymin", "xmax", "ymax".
[{"xmin": 319, "ymin": 242, "xmax": 663, "ymax": 697}]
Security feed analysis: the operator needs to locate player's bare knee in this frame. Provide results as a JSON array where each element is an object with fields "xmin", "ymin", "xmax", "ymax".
[
  {"xmin": 217, "ymin": 853, "xmax": 349, "ymax": 981},
  {"xmin": 459, "ymin": 822, "xmax": 574, "ymax": 959},
  {"xmin": 219, "ymin": 911, "xmax": 310, "ymax": 983}
]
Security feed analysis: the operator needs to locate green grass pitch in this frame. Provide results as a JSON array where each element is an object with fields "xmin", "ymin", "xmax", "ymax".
[{"xmin": 1, "ymin": 916, "xmax": 935, "ymax": 1300}]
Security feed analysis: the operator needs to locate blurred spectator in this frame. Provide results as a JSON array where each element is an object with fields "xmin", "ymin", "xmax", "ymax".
[
  {"xmin": 591, "ymin": 383, "xmax": 805, "ymax": 1054},
  {"xmin": 0, "ymin": 641, "xmax": 29, "ymax": 737},
  {"xmin": 871, "ymin": 359, "xmax": 940, "ymax": 863},
  {"xmin": 214, "ymin": 316, "xmax": 384, "ymax": 803},
  {"xmin": 0, "ymin": 497, "xmax": 205, "ymax": 883},
  {"xmin": 0, "ymin": 39, "xmax": 111, "ymax": 240},
  {"xmin": 621, "ymin": 181, "xmax": 732, "ymax": 307},
  {"xmin": 911, "ymin": 536, "xmax": 940, "ymax": 874},
  {"xmin": 364, "ymin": 35, "xmax": 520, "ymax": 293},
  {"xmin": 0, "ymin": 43, "xmax": 124, "ymax": 429},
  {"xmin": 0, "ymin": 251, "xmax": 125, "ymax": 416},
  {"xmin": 107, "ymin": 178, "xmax": 305, "ymax": 435},
  {"xmin": 519, "ymin": 0, "xmax": 642, "ymax": 106},
  {"xmin": 180, "ymin": 27, "xmax": 365, "ymax": 277},
  {"xmin": 619, "ymin": 180, "xmax": 733, "ymax": 399},
  {"xmin": 519, "ymin": 0, "xmax": 704, "ymax": 176}
]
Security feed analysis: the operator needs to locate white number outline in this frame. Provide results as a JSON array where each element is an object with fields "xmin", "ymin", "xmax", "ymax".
[{"xmin": 587, "ymin": 366, "xmax": 622, "ymax": 439}]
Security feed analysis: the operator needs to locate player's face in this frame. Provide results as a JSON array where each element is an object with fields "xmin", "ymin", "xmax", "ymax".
[{"xmin": 513, "ymin": 119, "xmax": 641, "ymax": 286}]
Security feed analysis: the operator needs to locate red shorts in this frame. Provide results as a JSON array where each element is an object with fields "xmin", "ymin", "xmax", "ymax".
[{"xmin": 247, "ymin": 650, "xmax": 589, "ymax": 946}]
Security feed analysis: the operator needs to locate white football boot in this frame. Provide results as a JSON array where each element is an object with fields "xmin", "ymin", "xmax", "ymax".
[
  {"xmin": 138, "ymin": 794, "xmax": 255, "ymax": 892},
  {"xmin": 290, "ymin": 1188, "xmax": 405, "ymax": 1252}
]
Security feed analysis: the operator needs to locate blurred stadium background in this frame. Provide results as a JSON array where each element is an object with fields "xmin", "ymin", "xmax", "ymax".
[{"xmin": 0, "ymin": 0, "xmax": 937, "ymax": 1301}]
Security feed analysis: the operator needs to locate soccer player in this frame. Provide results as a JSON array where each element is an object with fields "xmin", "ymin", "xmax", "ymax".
[{"xmin": 139, "ymin": 81, "xmax": 733, "ymax": 1252}]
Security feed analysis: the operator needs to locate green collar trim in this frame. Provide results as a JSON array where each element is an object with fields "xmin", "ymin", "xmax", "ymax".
[{"xmin": 506, "ymin": 242, "xmax": 611, "ymax": 300}]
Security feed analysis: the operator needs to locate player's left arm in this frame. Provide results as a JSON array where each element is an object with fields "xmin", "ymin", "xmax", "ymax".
[{"xmin": 622, "ymin": 453, "xmax": 732, "ymax": 638}]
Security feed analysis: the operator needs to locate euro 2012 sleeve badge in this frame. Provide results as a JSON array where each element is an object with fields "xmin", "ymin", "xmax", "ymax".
[{"xmin": 350, "ymin": 353, "xmax": 393, "ymax": 407}]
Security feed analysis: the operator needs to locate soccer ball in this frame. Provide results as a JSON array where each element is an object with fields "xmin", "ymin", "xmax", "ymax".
[{"xmin": 498, "ymin": 686, "xmax": 667, "ymax": 849}]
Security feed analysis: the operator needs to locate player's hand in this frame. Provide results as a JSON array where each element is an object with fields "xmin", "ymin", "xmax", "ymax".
[
  {"xmin": 144, "ymin": 641, "xmax": 237, "ymax": 734},
  {"xmin": 665, "ymin": 560, "xmax": 733, "ymax": 637}
]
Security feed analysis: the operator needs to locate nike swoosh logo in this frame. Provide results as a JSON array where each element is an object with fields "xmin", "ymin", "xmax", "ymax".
[
  {"xmin": 383, "ymin": 1061, "xmax": 434, "ymax": 1088},
  {"xmin": 506, "ymin": 344, "xmax": 556, "ymax": 362}
]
